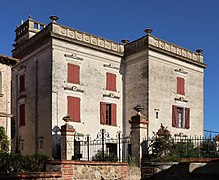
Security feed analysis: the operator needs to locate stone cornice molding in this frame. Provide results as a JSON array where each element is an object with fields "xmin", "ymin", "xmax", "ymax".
[
  {"xmin": 124, "ymin": 35, "xmax": 207, "ymax": 68},
  {"xmin": 51, "ymin": 23, "xmax": 124, "ymax": 56},
  {"xmin": 0, "ymin": 112, "xmax": 13, "ymax": 117},
  {"xmin": 0, "ymin": 55, "xmax": 19, "ymax": 66},
  {"xmin": 103, "ymin": 93, "xmax": 120, "ymax": 99},
  {"xmin": 103, "ymin": 63, "xmax": 119, "ymax": 70},
  {"xmin": 13, "ymin": 22, "xmax": 124, "ymax": 58},
  {"xmin": 64, "ymin": 53, "xmax": 84, "ymax": 61}
]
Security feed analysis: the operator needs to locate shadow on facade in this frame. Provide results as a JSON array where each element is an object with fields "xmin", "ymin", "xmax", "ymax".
[
  {"xmin": 52, "ymin": 126, "xmax": 61, "ymax": 160},
  {"xmin": 142, "ymin": 160, "xmax": 219, "ymax": 180}
]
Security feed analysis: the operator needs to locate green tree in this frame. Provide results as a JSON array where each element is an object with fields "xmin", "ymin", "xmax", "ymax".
[{"xmin": 0, "ymin": 126, "xmax": 10, "ymax": 152}]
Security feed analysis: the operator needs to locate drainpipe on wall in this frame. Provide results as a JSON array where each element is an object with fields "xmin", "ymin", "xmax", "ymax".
[{"xmin": 35, "ymin": 60, "xmax": 39, "ymax": 154}]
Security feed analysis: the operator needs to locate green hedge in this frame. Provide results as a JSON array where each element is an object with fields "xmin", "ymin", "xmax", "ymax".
[{"xmin": 0, "ymin": 152, "xmax": 50, "ymax": 174}]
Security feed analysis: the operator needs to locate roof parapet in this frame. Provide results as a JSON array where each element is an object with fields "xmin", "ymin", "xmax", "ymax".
[
  {"xmin": 125, "ymin": 34, "xmax": 205, "ymax": 67},
  {"xmin": 148, "ymin": 36, "xmax": 204, "ymax": 63},
  {"xmin": 0, "ymin": 54, "xmax": 19, "ymax": 66},
  {"xmin": 50, "ymin": 23, "xmax": 124, "ymax": 55}
]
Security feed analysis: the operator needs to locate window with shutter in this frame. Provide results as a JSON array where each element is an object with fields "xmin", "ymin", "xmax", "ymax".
[
  {"xmin": 106, "ymin": 73, "xmax": 116, "ymax": 91},
  {"xmin": 177, "ymin": 77, "xmax": 185, "ymax": 95},
  {"xmin": 68, "ymin": 64, "xmax": 80, "ymax": 84},
  {"xmin": 67, "ymin": 96, "xmax": 80, "ymax": 122},
  {"xmin": 19, "ymin": 104, "xmax": 25, "ymax": 126},
  {"xmin": 19, "ymin": 75, "xmax": 25, "ymax": 92},
  {"xmin": 100, "ymin": 102, "xmax": 117, "ymax": 126},
  {"xmin": 172, "ymin": 105, "xmax": 190, "ymax": 129}
]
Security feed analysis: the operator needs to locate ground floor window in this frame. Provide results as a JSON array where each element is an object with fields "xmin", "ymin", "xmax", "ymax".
[
  {"xmin": 100, "ymin": 102, "xmax": 117, "ymax": 126},
  {"xmin": 172, "ymin": 105, "xmax": 190, "ymax": 129}
]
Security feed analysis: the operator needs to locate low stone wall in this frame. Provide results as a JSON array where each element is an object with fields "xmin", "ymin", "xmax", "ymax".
[
  {"xmin": 47, "ymin": 160, "xmax": 129, "ymax": 180},
  {"xmin": 128, "ymin": 166, "xmax": 141, "ymax": 180},
  {"xmin": 0, "ymin": 172, "xmax": 62, "ymax": 180},
  {"xmin": 0, "ymin": 161, "xmax": 141, "ymax": 179}
]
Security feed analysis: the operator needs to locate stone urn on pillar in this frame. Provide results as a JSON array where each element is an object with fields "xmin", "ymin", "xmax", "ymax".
[
  {"xmin": 129, "ymin": 105, "xmax": 149, "ymax": 166},
  {"xmin": 60, "ymin": 116, "xmax": 75, "ymax": 160}
]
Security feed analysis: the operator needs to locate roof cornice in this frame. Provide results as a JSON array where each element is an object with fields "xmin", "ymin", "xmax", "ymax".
[
  {"xmin": 50, "ymin": 23, "xmax": 124, "ymax": 56},
  {"xmin": 0, "ymin": 54, "xmax": 19, "ymax": 66},
  {"xmin": 124, "ymin": 35, "xmax": 207, "ymax": 68}
]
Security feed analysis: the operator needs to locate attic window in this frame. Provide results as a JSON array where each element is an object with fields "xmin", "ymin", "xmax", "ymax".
[{"xmin": 34, "ymin": 23, "xmax": 38, "ymax": 29}]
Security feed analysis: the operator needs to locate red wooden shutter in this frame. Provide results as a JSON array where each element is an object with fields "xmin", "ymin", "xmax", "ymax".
[
  {"xmin": 106, "ymin": 73, "xmax": 111, "ymax": 90},
  {"xmin": 19, "ymin": 75, "xmax": 25, "ymax": 92},
  {"xmin": 73, "ymin": 97, "xmax": 80, "ymax": 122},
  {"xmin": 106, "ymin": 73, "xmax": 116, "ymax": 91},
  {"xmin": 19, "ymin": 104, "xmax": 25, "ymax": 126},
  {"xmin": 172, "ymin": 105, "xmax": 177, "ymax": 127},
  {"xmin": 68, "ymin": 64, "xmax": 80, "ymax": 84},
  {"xmin": 68, "ymin": 96, "xmax": 80, "ymax": 122},
  {"xmin": 67, "ymin": 96, "xmax": 74, "ymax": 121},
  {"xmin": 73, "ymin": 65, "xmax": 80, "ymax": 84},
  {"xmin": 68, "ymin": 64, "xmax": 74, "ymax": 83},
  {"xmin": 111, "ymin": 74, "xmax": 116, "ymax": 91},
  {"xmin": 111, "ymin": 104, "xmax": 117, "ymax": 126},
  {"xmin": 100, "ymin": 102, "xmax": 106, "ymax": 124},
  {"xmin": 177, "ymin": 77, "xmax": 185, "ymax": 95},
  {"xmin": 185, "ymin": 108, "xmax": 190, "ymax": 129}
]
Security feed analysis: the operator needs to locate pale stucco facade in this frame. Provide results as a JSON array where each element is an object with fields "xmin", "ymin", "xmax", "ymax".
[
  {"xmin": 12, "ymin": 17, "xmax": 124, "ymax": 157},
  {"xmin": 0, "ymin": 55, "xmax": 17, "ymax": 141},
  {"xmin": 124, "ymin": 34, "xmax": 206, "ymax": 138},
  {"xmin": 11, "ymin": 17, "xmax": 206, "ymax": 158}
]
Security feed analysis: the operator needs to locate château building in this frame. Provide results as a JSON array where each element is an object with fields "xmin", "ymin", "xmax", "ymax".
[{"xmin": 11, "ymin": 16, "xmax": 206, "ymax": 158}]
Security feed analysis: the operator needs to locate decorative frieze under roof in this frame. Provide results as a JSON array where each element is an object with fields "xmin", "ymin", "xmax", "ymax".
[
  {"xmin": 124, "ymin": 34, "xmax": 207, "ymax": 68},
  {"xmin": 0, "ymin": 54, "xmax": 19, "ymax": 66},
  {"xmin": 51, "ymin": 23, "xmax": 124, "ymax": 56},
  {"xmin": 12, "ymin": 17, "xmax": 206, "ymax": 69},
  {"xmin": 13, "ymin": 17, "xmax": 124, "ymax": 58}
]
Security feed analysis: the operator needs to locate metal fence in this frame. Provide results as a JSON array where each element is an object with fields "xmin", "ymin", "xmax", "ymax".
[
  {"xmin": 70, "ymin": 129, "xmax": 130, "ymax": 162},
  {"xmin": 145, "ymin": 134, "xmax": 219, "ymax": 161}
]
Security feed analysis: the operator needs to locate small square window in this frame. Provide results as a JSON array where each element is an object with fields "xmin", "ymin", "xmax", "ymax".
[
  {"xmin": 155, "ymin": 111, "xmax": 159, "ymax": 119},
  {"xmin": 34, "ymin": 23, "xmax": 38, "ymax": 29}
]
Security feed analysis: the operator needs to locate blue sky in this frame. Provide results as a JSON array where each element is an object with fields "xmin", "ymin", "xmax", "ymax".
[{"xmin": 1, "ymin": 0, "xmax": 218, "ymax": 132}]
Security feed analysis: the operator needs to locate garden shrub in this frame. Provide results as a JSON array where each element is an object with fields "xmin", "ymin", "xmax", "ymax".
[
  {"xmin": 92, "ymin": 149, "xmax": 118, "ymax": 162},
  {"xmin": 0, "ymin": 126, "xmax": 10, "ymax": 152},
  {"xmin": 146, "ymin": 124, "xmax": 219, "ymax": 162},
  {"xmin": 0, "ymin": 153, "xmax": 50, "ymax": 174}
]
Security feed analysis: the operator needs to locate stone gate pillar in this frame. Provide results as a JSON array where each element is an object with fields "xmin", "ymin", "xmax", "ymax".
[
  {"xmin": 60, "ymin": 122, "xmax": 75, "ymax": 160},
  {"xmin": 129, "ymin": 105, "xmax": 149, "ymax": 166}
]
